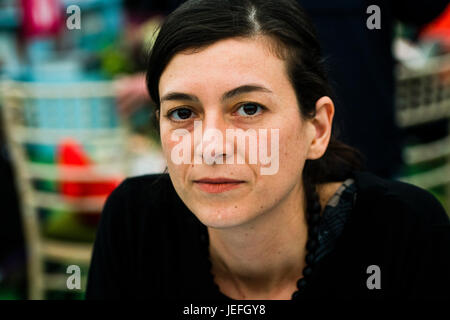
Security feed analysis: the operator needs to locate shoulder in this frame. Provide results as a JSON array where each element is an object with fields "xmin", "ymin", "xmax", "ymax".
[
  {"xmin": 107, "ymin": 173, "xmax": 174, "ymax": 207},
  {"xmin": 113, "ymin": 173, "xmax": 172, "ymax": 197},
  {"xmin": 100, "ymin": 173, "xmax": 185, "ymax": 229},
  {"xmin": 352, "ymin": 171, "xmax": 449, "ymax": 226},
  {"xmin": 87, "ymin": 173, "xmax": 189, "ymax": 298},
  {"xmin": 326, "ymin": 172, "xmax": 450, "ymax": 299}
]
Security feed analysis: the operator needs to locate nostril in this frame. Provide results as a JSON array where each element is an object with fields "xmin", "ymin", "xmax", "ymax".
[{"xmin": 203, "ymin": 151, "xmax": 228, "ymax": 165}]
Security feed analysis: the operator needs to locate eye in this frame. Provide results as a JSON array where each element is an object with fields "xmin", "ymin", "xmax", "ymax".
[
  {"xmin": 168, "ymin": 108, "xmax": 195, "ymax": 121},
  {"xmin": 235, "ymin": 103, "xmax": 265, "ymax": 117}
]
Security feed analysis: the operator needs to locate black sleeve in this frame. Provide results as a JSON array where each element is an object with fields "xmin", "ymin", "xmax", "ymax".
[
  {"xmin": 417, "ymin": 193, "xmax": 450, "ymax": 299},
  {"xmin": 422, "ymin": 223, "xmax": 450, "ymax": 299},
  {"xmin": 393, "ymin": 0, "xmax": 448, "ymax": 26},
  {"xmin": 401, "ymin": 185, "xmax": 450, "ymax": 299},
  {"xmin": 385, "ymin": 178, "xmax": 450, "ymax": 298},
  {"xmin": 85, "ymin": 180, "xmax": 131, "ymax": 299}
]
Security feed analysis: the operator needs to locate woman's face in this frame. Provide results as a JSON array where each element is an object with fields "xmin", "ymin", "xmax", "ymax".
[{"xmin": 158, "ymin": 36, "xmax": 318, "ymax": 229}]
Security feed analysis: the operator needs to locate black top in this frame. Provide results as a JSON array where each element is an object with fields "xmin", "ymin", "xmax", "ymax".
[{"xmin": 86, "ymin": 171, "xmax": 450, "ymax": 300}]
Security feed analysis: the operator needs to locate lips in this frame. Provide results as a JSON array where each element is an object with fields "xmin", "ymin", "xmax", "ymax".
[
  {"xmin": 193, "ymin": 177, "xmax": 245, "ymax": 193},
  {"xmin": 194, "ymin": 177, "xmax": 244, "ymax": 184}
]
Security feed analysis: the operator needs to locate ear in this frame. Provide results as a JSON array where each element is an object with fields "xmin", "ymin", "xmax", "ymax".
[
  {"xmin": 155, "ymin": 109, "xmax": 160, "ymax": 121},
  {"xmin": 306, "ymin": 96, "xmax": 334, "ymax": 160}
]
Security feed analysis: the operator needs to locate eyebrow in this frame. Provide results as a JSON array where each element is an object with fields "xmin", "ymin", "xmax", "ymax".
[{"xmin": 160, "ymin": 84, "xmax": 273, "ymax": 104}]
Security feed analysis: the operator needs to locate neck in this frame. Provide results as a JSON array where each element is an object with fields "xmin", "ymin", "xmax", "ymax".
[{"xmin": 208, "ymin": 182, "xmax": 309, "ymax": 299}]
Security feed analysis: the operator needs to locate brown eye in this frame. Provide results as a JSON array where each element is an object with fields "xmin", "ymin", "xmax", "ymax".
[
  {"xmin": 236, "ymin": 103, "xmax": 264, "ymax": 116},
  {"xmin": 169, "ymin": 108, "xmax": 194, "ymax": 120}
]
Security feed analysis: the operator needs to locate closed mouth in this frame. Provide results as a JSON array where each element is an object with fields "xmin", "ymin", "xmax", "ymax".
[
  {"xmin": 193, "ymin": 178, "xmax": 245, "ymax": 193},
  {"xmin": 193, "ymin": 177, "xmax": 245, "ymax": 184}
]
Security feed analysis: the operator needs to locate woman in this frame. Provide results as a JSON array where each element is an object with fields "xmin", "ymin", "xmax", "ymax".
[{"xmin": 86, "ymin": 0, "xmax": 450, "ymax": 300}]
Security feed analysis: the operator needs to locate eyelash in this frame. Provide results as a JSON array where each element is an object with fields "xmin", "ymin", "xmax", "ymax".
[{"xmin": 165, "ymin": 102, "xmax": 267, "ymax": 122}]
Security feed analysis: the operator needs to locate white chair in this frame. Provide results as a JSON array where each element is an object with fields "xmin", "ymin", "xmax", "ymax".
[{"xmin": 0, "ymin": 80, "xmax": 131, "ymax": 299}]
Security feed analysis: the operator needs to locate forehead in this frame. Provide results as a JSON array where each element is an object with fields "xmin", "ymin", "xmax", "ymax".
[{"xmin": 159, "ymin": 36, "xmax": 289, "ymax": 95}]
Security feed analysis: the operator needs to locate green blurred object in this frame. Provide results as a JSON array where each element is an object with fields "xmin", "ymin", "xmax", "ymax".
[
  {"xmin": 399, "ymin": 153, "xmax": 449, "ymax": 213},
  {"xmin": 401, "ymin": 157, "xmax": 447, "ymax": 176},
  {"xmin": 428, "ymin": 186, "xmax": 449, "ymax": 213},
  {"xmin": 42, "ymin": 209, "xmax": 97, "ymax": 243},
  {"xmin": 0, "ymin": 289, "xmax": 22, "ymax": 300},
  {"xmin": 25, "ymin": 144, "xmax": 55, "ymax": 164},
  {"xmin": 99, "ymin": 42, "xmax": 136, "ymax": 78},
  {"xmin": 33, "ymin": 179, "xmax": 58, "ymax": 193}
]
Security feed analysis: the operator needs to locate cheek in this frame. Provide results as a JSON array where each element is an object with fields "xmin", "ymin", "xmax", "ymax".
[
  {"xmin": 160, "ymin": 134, "xmax": 173, "ymax": 160},
  {"xmin": 160, "ymin": 130, "xmax": 187, "ymax": 184},
  {"xmin": 160, "ymin": 129, "xmax": 181, "ymax": 163},
  {"xmin": 278, "ymin": 118, "xmax": 307, "ymax": 170},
  {"xmin": 250, "ymin": 118, "xmax": 307, "ymax": 208},
  {"xmin": 160, "ymin": 131, "xmax": 190, "ymax": 197}
]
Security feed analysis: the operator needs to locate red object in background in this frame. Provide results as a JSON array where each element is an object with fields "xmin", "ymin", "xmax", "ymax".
[
  {"xmin": 20, "ymin": 0, "xmax": 63, "ymax": 38},
  {"xmin": 58, "ymin": 138, "xmax": 90, "ymax": 197},
  {"xmin": 420, "ymin": 4, "xmax": 450, "ymax": 51},
  {"xmin": 57, "ymin": 139, "xmax": 122, "ymax": 226},
  {"xmin": 57, "ymin": 138, "xmax": 121, "ymax": 200}
]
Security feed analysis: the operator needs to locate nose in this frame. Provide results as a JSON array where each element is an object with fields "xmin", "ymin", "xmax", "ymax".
[
  {"xmin": 203, "ymin": 109, "xmax": 227, "ymax": 133},
  {"xmin": 194, "ymin": 110, "xmax": 233, "ymax": 165}
]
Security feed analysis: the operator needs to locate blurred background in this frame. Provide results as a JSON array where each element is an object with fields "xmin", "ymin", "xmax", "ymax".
[{"xmin": 0, "ymin": 0, "xmax": 449, "ymax": 300}]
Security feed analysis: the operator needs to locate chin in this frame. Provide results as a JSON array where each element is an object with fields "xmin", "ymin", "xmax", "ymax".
[{"xmin": 194, "ymin": 205, "xmax": 252, "ymax": 229}]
